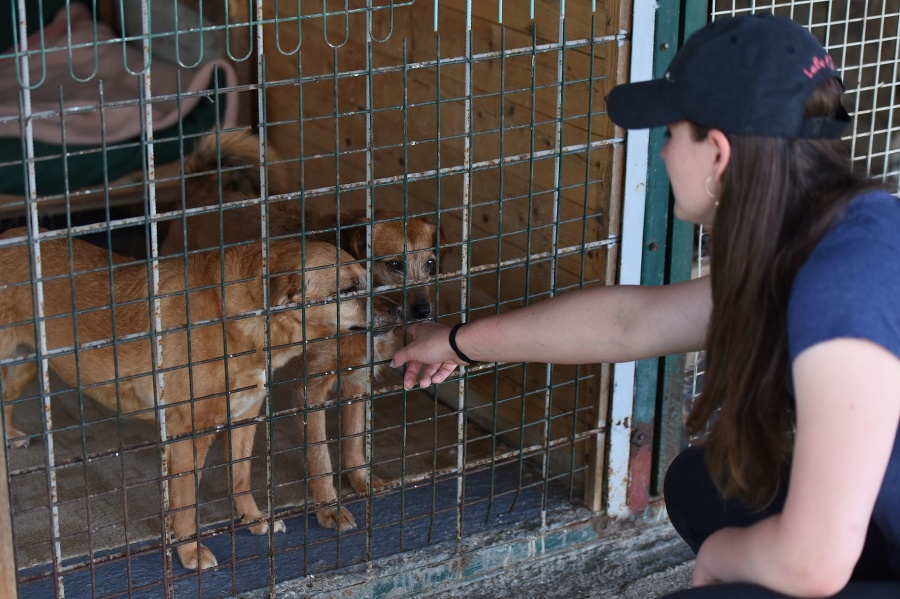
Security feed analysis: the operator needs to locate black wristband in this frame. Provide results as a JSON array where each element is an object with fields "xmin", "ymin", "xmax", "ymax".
[{"xmin": 448, "ymin": 322, "xmax": 479, "ymax": 366}]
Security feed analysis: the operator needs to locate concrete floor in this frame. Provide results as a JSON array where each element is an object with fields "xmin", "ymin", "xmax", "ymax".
[
  {"xmin": 431, "ymin": 522, "xmax": 695, "ymax": 599},
  {"xmin": 244, "ymin": 506, "xmax": 696, "ymax": 599}
]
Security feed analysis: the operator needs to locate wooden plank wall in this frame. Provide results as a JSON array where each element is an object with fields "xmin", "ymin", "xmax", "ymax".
[{"xmin": 246, "ymin": 0, "xmax": 623, "ymax": 487}]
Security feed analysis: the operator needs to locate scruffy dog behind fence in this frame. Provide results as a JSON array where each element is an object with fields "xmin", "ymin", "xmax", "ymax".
[
  {"xmin": 0, "ymin": 228, "xmax": 401, "ymax": 570},
  {"xmin": 298, "ymin": 209, "xmax": 445, "ymax": 530},
  {"xmin": 160, "ymin": 131, "xmax": 446, "ymax": 530}
]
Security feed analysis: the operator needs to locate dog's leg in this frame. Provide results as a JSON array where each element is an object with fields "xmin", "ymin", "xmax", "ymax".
[
  {"xmin": 297, "ymin": 378, "xmax": 357, "ymax": 531},
  {"xmin": 1, "ymin": 360, "xmax": 37, "ymax": 449},
  {"xmin": 169, "ymin": 432, "xmax": 218, "ymax": 571},
  {"xmin": 340, "ymin": 372, "xmax": 386, "ymax": 494},
  {"xmin": 222, "ymin": 422, "xmax": 286, "ymax": 535}
]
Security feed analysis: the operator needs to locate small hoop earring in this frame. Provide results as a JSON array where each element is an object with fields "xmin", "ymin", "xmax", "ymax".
[{"xmin": 704, "ymin": 175, "xmax": 719, "ymax": 207}]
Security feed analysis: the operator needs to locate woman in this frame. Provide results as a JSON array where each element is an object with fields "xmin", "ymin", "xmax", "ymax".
[{"xmin": 390, "ymin": 14, "xmax": 900, "ymax": 599}]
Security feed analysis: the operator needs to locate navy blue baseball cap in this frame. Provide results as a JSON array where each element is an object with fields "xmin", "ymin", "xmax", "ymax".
[{"xmin": 607, "ymin": 13, "xmax": 849, "ymax": 138}]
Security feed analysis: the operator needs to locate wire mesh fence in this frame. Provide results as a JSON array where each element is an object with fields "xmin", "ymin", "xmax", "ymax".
[{"xmin": 0, "ymin": 1, "xmax": 625, "ymax": 596}]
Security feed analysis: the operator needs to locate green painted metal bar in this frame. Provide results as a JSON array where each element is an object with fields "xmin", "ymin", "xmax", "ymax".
[
  {"xmin": 654, "ymin": 1, "xmax": 710, "ymax": 494},
  {"xmin": 630, "ymin": 0, "xmax": 709, "ymax": 510}
]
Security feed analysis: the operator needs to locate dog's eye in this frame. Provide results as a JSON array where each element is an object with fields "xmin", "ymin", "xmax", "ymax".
[{"xmin": 384, "ymin": 259, "xmax": 403, "ymax": 272}]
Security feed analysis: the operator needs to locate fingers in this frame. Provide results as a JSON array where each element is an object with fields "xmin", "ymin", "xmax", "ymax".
[
  {"xmin": 401, "ymin": 360, "xmax": 459, "ymax": 390},
  {"xmin": 429, "ymin": 362, "xmax": 458, "ymax": 386},
  {"xmin": 391, "ymin": 320, "xmax": 461, "ymax": 389},
  {"xmin": 390, "ymin": 321, "xmax": 439, "ymax": 368},
  {"xmin": 389, "ymin": 322, "xmax": 426, "ymax": 368},
  {"xmin": 402, "ymin": 361, "xmax": 423, "ymax": 389},
  {"xmin": 417, "ymin": 362, "xmax": 445, "ymax": 387},
  {"xmin": 390, "ymin": 347, "xmax": 407, "ymax": 369}
]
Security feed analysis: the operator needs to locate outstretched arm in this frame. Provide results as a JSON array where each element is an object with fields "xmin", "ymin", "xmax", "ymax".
[{"xmin": 391, "ymin": 276, "xmax": 711, "ymax": 389}]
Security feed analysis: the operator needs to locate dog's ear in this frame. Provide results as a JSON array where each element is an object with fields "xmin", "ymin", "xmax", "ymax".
[
  {"xmin": 269, "ymin": 272, "xmax": 304, "ymax": 306},
  {"xmin": 344, "ymin": 223, "xmax": 369, "ymax": 259}
]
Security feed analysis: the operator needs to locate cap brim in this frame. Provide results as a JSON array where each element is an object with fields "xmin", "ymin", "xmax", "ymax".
[{"xmin": 607, "ymin": 79, "xmax": 684, "ymax": 130}]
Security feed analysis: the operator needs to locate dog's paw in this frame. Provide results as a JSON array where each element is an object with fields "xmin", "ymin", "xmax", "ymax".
[
  {"xmin": 316, "ymin": 506, "xmax": 357, "ymax": 531},
  {"xmin": 349, "ymin": 471, "xmax": 386, "ymax": 494},
  {"xmin": 6, "ymin": 427, "xmax": 30, "ymax": 449},
  {"xmin": 6, "ymin": 436, "xmax": 29, "ymax": 449},
  {"xmin": 176, "ymin": 542, "xmax": 218, "ymax": 571},
  {"xmin": 244, "ymin": 515, "xmax": 287, "ymax": 536}
]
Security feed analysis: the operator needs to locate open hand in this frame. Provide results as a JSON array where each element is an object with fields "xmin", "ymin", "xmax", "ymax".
[{"xmin": 390, "ymin": 321, "xmax": 465, "ymax": 389}]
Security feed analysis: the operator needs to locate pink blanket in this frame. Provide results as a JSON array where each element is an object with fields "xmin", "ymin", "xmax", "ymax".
[{"xmin": 0, "ymin": 3, "xmax": 238, "ymax": 145}]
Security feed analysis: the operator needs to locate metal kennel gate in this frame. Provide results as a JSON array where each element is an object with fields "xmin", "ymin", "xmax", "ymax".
[{"xmin": 0, "ymin": 1, "xmax": 671, "ymax": 597}]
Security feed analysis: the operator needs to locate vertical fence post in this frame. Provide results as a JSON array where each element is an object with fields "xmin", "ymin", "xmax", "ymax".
[
  {"xmin": 0, "ymin": 442, "xmax": 16, "ymax": 599},
  {"xmin": 606, "ymin": 0, "xmax": 655, "ymax": 518},
  {"xmin": 652, "ymin": 1, "xmax": 709, "ymax": 494},
  {"xmin": 455, "ymin": 8, "xmax": 474, "ymax": 548},
  {"xmin": 629, "ymin": 0, "xmax": 691, "ymax": 513},
  {"xmin": 619, "ymin": 0, "xmax": 708, "ymax": 514},
  {"xmin": 15, "ymin": 0, "xmax": 65, "ymax": 591}
]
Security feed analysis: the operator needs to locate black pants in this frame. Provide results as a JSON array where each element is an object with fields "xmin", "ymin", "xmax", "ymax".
[{"xmin": 659, "ymin": 445, "xmax": 900, "ymax": 598}]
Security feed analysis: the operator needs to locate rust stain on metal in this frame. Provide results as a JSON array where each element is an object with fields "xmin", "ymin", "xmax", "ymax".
[{"xmin": 627, "ymin": 422, "xmax": 653, "ymax": 512}]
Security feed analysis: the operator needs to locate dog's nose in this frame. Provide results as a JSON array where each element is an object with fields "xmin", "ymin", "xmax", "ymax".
[{"xmin": 410, "ymin": 301, "xmax": 432, "ymax": 319}]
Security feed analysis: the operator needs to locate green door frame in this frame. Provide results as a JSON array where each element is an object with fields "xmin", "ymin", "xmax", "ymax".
[{"xmin": 627, "ymin": 0, "xmax": 709, "ymax": 512}]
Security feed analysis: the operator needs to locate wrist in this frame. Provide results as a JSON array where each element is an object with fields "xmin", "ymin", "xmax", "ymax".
[{"xmin": 448, "ymin": 322, "xmax": 479, "ymax": 365}]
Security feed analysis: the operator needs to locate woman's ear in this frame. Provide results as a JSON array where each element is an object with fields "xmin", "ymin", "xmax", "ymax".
[{"xmin": 707, "ymin": 129, "xmax": 732, "ymax": 184}]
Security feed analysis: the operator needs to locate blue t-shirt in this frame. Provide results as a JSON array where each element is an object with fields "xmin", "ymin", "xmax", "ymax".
[{"xmin": 788, "ymin": 190, "xmax": 900, "ymax": 574}]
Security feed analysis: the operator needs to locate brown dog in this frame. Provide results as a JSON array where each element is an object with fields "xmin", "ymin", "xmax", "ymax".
[
  {"xmin": 159, "ymin": 131, "xmax": 445, "ymax": 530},
  {"xmin": 0, "ymin": 227, "xmax": 401, "ymax": 570},
  {"xmin": 298, "ymin": 210, "xmax": 443, "ymax": 529}
]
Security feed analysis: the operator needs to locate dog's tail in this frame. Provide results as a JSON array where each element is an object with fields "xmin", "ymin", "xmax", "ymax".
[{"xmin": 183, "ymin": 130, "xmax": 296, "ymax": 198}]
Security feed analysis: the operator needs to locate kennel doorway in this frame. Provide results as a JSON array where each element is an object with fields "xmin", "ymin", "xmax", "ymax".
[{"xmin": 0, "ymin": 0, "xmax": 661, "ymax": 597}]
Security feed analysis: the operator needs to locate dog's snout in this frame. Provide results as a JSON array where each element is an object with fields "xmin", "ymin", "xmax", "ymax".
[
  {"xmin": 410, "ymin": 301, "xmax": 432, "ymax": 320},
  {"xmin": 372, "ymin": 295, "xmax": 403, "ymax": 327}
]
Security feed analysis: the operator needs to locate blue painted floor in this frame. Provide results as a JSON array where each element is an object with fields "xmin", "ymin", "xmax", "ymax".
[{"xmin": 19, "ymin": 462, "xmax": 574, "ymax": 598}]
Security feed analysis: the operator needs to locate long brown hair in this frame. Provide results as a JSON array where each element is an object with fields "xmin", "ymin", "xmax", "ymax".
[{"xmin": 685, "ymin": 79, "xmax": 880, "ymax": 507}]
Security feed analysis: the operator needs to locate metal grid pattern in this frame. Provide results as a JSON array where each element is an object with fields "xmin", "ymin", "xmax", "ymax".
[
  {"xmin": 686, "ymin": 0, "xmax": 900, "ymax": 439},
  {"xmin": 0, "ymin": 1, "xmax": 624, "ymax": 597}
]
